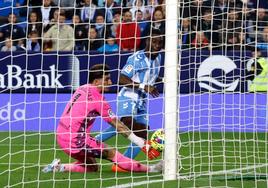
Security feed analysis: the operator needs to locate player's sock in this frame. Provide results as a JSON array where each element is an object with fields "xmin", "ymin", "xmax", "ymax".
[
  {"xmin": 95, "ymin": 126, "xmax": 116, "ymax": 142},
  {"xmin": 63, "ymin": 163, "xmax": 86, "ymax": 173},
  {"xmin": 123, "ymin": 142, "xmax": 141, "ymax": 159},
  {"xmin": 112, "ymin": 151, "xmax": 148, "ymax": 172}
]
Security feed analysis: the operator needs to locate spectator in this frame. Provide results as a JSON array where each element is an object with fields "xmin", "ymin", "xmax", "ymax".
[
  {"xmin": 158, "ymin": 0, "xmax": 165, "ymax": 16},
  {"xmin": 248, "ymin": 8, "xmax": 268, "ymax": 42},
  {"xmin": 0, "ymin": 13, "xmax": 25, "ymax": 46},
  {"xmin": 179, "ymin": 17, "xmax": 192, "ymax": 49},
  {"xmin": 130, "ymin": 0, "xmax": 146, "ymax": 21},
  {"xmin": 214, "ymin": 0, "xmax": 228, "ymax": 30},
  {"xmin": 141, "ymin": 7, "xmax": 165, "ymax": 49},
  {"xmin": 226, "ymin": 9, "xmax": 242, "ymax": 30},
  {"xmin": 72, "ymin": 15, "xmax": 88, "ymax": 50},
  {"xmin": 96, "ymin": 0, "xmax": 121, "ymax": 23},
  {"xmin": 97, "ymin": 36, "xmax": 119, "ymax": 52},
  {"xmin": 53, "ymin": 0, "xmax": 76, "ymax": 20},
  {"xmin": 44, "ymin": 9, "xmax": 60, "ymax": 32},
  {"xmin": 148, "ymin": 7, "xmax": 165, "ymax": 33},
  {"xmin": 83, "ymin": 26, "xmax": 104, "ymax": 51},
  {"xmin": 14, "ymin": 0, "xmax": 28, "ymax": 21},
  {"xmin": 27, "ymin": 11, "xmax": 43, "ymax": 37},
  {"xmin": 241, "ymin": 5, "xmax": 254, "ymax": 43},
  {"xmin": 257, "ymin": 8, "xmax": 268, "ymax": 26},
  {"xmin": 79, "ymin": 0, "xmax": 97, "ymax": 23},
  {"xmin": 191, "ymin": 30, "xmax": 209, "ymax": 49},
  {"xmin": 1, "ymin": 38, "xmax": 17, "ymax": 51},
  {"xmin": 135, "ymin": 10, "xmax": 149, "ymax": 36},
  {"xmin": 43, "ymin": 11, "xmax": 74, "ymax": 51},
  {"xmin": 110, "ymin": 12, "xmax": 121, "ymax": 37},
  {"xmin": 116, "ymin": 10, "xmax": 141, "ymax": 51},
  {"xmin": 94, "ymin": 14, "xmax": 112, "ymax": 39},
  {"xmin": 0, "ymin": 0, "xmax": 23, "ymax": 25},
  {"xmin": 219, "ymin": 9, "xmax": 242, "ymax": 46},
  {"xmin": 229, "ymin": 0, "xmax": 243, "ymax": 8},
  {"xmin": 26, "ymin": 31, "xmax": 41, "ymax": 51},
  {"xmin": 183, "ymin": 0, "xmax": 211, "ymax": 30},
  {"xmin": 226, "ymin": 32, "xmax": 243, "ymax": 51},
  {"xmin": 200, "ymin": 9, "xmax": 219, "ymax": 47},
  {"xmin": 97, "ymin": 0, "xmax": 121, "ymax": 7},
  {"xmin": 256, "ymin": 26, "xmax": 268, "ymax": 50},
  {"xmin": 34, "ymin": 0, "xmax": 58, "ymax": 28},
  {"xmin": 144, "ymin": 0, "xmax": 158, "ymax": 20}
]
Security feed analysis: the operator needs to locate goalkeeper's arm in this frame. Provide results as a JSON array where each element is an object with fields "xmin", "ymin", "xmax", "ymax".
[{"xmin": 109, "ymin": 118, "xmax": 160, "ymax": 159}]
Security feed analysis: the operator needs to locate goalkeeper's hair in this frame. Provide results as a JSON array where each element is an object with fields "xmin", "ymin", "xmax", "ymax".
[{"xmin": 88, "ymin": 64, "xmax": 111, "ymax": 83}]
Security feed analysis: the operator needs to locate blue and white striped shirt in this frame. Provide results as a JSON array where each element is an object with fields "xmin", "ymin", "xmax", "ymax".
[{"xmin": 119, "ymin": 50, "xmax": 161, "ymax": 100}]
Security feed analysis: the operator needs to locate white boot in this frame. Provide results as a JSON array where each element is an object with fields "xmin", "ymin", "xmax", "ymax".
[
  {"xmin": 149, "ymin": 160, "xmax": 164, "ymax": 173},
  {"xmin": 42, "ymin": 159, "xmax": 64, "ymax": 173}
]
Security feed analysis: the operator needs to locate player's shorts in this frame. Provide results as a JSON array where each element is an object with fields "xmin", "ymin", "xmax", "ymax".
[
  {"xmin": 71, "ymin": 136, "xmax": 106, "ymax": 162},
  {"xmin": 117, "ymin": 94, "xmax": 148, "ymax": 125},
  {"xmin": 57, "ymin": 124, "xmax": 107, "ymax": 162}
]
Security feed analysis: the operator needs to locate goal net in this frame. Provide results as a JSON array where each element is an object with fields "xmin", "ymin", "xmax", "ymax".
[
  {"xmin": 176, "ymin": 0, "xmax": 268, "ymax": 187},
  {"xmin": 1, "ymin": 0, "xmax": 268, "ymax": 187}
]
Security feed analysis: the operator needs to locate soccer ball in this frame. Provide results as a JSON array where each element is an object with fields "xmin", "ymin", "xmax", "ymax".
[{"xmin": 150, "ymin": 129, "xmax": 165, "ymax": 152}]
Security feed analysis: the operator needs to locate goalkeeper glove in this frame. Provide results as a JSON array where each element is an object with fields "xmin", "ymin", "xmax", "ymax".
[{"xmin": 142, "ymin": 140, "xmax": 160, "ymax": 160}]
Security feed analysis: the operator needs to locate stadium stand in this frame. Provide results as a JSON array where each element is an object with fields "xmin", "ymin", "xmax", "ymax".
[{"xmin": 0, "ymin": 0, "xmax": 266, "ymax": 54}]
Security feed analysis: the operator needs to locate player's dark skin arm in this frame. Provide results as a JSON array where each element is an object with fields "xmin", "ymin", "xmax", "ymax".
[
  {"xmin": 119, "ymin": 74, "xmax": 160, "ymax": 97},
  {"xmin": 109, "ymin": 118, "xmax": 132, "ymax": 138},
  {"xmin": 108, "ymin": 118, "xmax": 147, "ymax": 145},
  {"xmin": 119, "ymin": 74, "xmax": 155, "ymax": 139}
]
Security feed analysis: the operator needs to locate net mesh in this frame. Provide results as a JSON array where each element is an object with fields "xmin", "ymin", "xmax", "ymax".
[{"xmin": 0, "ymin": 0, "xmax": 268, "ymax": 187}]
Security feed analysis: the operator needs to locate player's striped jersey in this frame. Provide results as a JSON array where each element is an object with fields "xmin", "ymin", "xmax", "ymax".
[{"xmin": 119, "ymin": 50, "xmax": 161, "ymax": 99}]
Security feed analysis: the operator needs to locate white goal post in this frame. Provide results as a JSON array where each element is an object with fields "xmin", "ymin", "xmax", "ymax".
[{"xmin": 164, "ymin": 0, "xmax": 178, "ymax": 181}]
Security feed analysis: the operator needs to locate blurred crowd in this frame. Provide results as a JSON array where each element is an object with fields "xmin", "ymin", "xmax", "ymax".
[
  {"xmin": 0, "ymin": 0, "xmax": 267, "ymax": 53},
  {"xmin": 179, "ymin": 0, "xmax": 268, "ymax": 54}
]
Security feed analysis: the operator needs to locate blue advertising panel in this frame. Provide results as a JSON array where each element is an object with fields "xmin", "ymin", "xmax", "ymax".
[
  {"xmin": 0, "ymin": 93, "xmax": 163, "ymax": 132},
  {"xmin": 179, "ymin": 50, "xmax": 251, "ymax": 93},
  {"xmin": 0, "ymin": 50, "xmax": 252, "ymax": 93},
  {"xmin": 0, "ymin": 51, "xmax": 132, "ymax": 93},
  {"xmin": 0, "ymin": 51, "xmax": 265, "ymax": 133},
  {"xmin": 0, "ymin": 93, "xmax": 266, "ymax": 132}
]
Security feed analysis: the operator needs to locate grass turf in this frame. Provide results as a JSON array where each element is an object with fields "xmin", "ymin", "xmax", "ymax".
[{"xmin": 0, "ymin": 132, "xmax": 268, "ymax": 188}]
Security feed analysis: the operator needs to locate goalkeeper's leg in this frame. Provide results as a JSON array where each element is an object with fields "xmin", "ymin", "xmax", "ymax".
[
  {"xmin": 106, "ymin": 149, "xmax": 163, "ymax": 173},
  {"xmin": 43, "ymin": 136, "xmax": 163, "ymax": 173},
  {"xmin": 42, "ymin": 156, "xmax": 98, "ymax": 173},
  {"xmin": 43, "ymin": 149, "xmax": 163, "ymax": 173}
]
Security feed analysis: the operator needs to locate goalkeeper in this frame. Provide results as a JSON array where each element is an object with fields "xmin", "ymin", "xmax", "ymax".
[
  {"xmin": 42, "ymin": 64, "xmax": 162, "ymax": 173},
  {"xmin": 95, "ymin": 29, "xmax": 163, "ymax": 171}
]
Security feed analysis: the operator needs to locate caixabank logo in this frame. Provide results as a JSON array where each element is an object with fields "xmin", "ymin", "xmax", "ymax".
[
  {"xmin": 197, "ymin": 55, "xmax": 239, "ymax": 91},
  {"xmin": 0, "ymin": 65, "xmax": 63, "ymax": 89},
  {"xmin": 0, "ymin": 55, "xmax": 81, "ymax": 92}
]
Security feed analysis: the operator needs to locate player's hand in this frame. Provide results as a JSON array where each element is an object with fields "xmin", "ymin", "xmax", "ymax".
[
  {"xmin": 145, "ymin": 85, "xmax": 159, "ymax": 98},
  {"xmin": 141, "ymin": 140, "xmax": 160, "ymax": 160}
]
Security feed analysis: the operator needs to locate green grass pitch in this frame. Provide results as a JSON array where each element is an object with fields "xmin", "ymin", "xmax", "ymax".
[{"xmin": 1, "ymin": 131, "xmax": 268, "ymax": 188}]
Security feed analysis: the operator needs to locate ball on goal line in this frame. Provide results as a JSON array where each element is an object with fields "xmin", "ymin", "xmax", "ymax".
[{"xmin": 150, "ymin": 129, "xmax": 165, "ymax": 152}]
